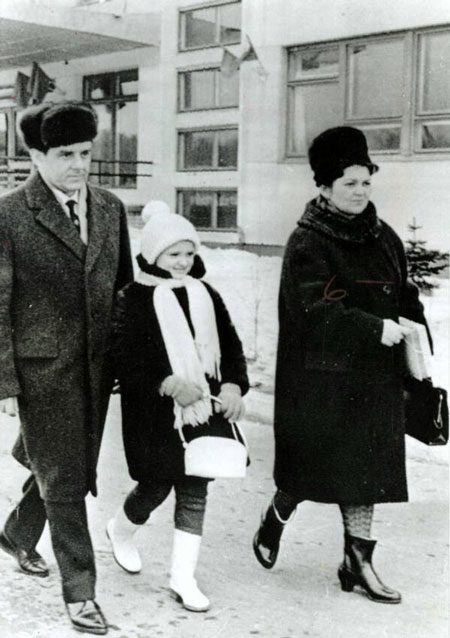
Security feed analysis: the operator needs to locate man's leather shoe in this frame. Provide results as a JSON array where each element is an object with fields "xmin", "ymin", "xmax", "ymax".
[
  {"xmin": 66, "ymin": 600, "xmax": 108, "ymax": 635},
  {"xmin": 0, "ymin": 531, "xmax": 49, "ymax": 577}
]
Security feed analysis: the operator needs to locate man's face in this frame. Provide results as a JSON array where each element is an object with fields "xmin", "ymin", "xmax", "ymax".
[{"xmin": 32, "ymin": 141, "xmax": 93, "ymax": 195}]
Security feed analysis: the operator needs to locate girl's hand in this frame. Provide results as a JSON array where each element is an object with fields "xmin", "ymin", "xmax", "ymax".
[
  {"xmin": 160, "ymin": 375, "xmax": 203, "ymax": 407},
  {"xmin": 381, "ymin": 319, "xmax": 411, "ymax": 347},
  {"xmin": 216, "ymin": 383, "xmax": 245, "ymax": 421}
]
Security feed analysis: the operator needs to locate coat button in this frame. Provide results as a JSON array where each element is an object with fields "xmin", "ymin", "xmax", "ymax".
[{"xmin": 383, "ymin": 284, "xmax": 392, "ymax": 295}]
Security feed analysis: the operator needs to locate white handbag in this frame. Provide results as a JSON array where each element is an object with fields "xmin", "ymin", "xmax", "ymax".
[{"xmin": 179, "ymin": 398, "xmax": 248, "ymax": 479}]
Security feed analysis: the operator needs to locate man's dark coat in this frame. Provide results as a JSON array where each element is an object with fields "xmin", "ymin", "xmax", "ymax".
[{"xmin": 0, "ymin": 172, "xmax": 133, "ymax": 501}]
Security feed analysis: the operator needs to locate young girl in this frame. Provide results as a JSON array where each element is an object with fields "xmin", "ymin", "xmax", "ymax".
[{"xmin": 107, "ymin": 201, "xmax": 249, "ymax": 612}]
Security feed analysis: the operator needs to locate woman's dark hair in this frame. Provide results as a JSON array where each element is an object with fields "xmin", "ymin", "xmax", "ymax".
[{"xmin": 308, "ymin": 126, "xmax": 379, "ymax": 187}]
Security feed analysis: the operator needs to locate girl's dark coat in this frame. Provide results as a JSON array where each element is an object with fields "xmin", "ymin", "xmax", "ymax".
[
  {"xmin": 111, "ymin": 280, "xmax": 249, "ymax": 482},
  {"xmin": 274, "ymin": 199, "xmax": 428, "ymax": 504}
]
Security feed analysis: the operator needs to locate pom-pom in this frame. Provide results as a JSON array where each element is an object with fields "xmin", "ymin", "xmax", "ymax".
[{"xmin": 141, "ymin": 200, "xmax": 171, "ymax": 223}]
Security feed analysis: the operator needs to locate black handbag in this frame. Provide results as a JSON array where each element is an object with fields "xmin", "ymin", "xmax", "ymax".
[{"xmin": 404, "ymin": 377, "xmax": 448, "ymax": 446}]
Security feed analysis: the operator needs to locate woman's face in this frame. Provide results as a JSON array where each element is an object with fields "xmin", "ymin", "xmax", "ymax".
[
  {"xmin": 320, "ymin": 165, "xmax": 372, "ymax": 214},
  {"xmin": 156, "ymin": 240, "xmax": 196, "ymax": 279}
]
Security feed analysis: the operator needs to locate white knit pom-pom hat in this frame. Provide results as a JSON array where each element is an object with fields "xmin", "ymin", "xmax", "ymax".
[{"xmin": 140, "ymin": 200, "xmax": 201, "ymax": 265}]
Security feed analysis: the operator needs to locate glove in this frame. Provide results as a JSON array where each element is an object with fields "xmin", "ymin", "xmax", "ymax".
[
  {"xmin": 215, "ymin": 383, "xmax": 245, "ymax": 421},
  {"xmin": 160, "ymin": 375, "xmax": 203, "ymax": 408},
  {"xmin": 381, "ymin": 319, "xmax": 410, "ymax": 347}
]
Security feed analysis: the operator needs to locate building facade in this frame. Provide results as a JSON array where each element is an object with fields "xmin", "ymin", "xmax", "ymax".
[{"xmin": 0, "ymin": 0, "xmax": 449, "ymax": 250}]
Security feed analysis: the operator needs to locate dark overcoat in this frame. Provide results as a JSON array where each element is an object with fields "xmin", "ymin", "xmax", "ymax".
[
  {"xmin": 0, "ymin": 172, "xmax": 133, "ymax": 501},
  {"xmin": 273, "ymin": 198, "xmax": 428, "ymax": 504},
  {"xmin": 111, "ymin": 279, "xmax": 249, "ymax": 482}
]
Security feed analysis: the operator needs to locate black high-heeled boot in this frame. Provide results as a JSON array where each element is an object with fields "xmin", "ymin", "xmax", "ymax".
[
  {"xmin": 252, "ymin": 503, "xmax": 288, "ymax": 569},
  {"xmin": 338, "ymin": 534, "xmax": 401, "ymax": 604}
]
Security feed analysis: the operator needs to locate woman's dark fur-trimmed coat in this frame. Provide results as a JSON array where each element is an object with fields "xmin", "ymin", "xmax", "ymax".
[
  {"xmin": 0, "ymin": 173, "xmax": 133, "ymax": 501},
  {"xmin": 274, "ymin": 199, "xmax": 429, "ymax": 505},
  {"xmin": 111, "ymin": 280, "xmax": 249, "ymax": 482}
]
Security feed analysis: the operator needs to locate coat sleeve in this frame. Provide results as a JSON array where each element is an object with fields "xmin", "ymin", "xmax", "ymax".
[
  {"xmin": 110, "ymin": 286, "xmax": 172, "ymax": 395},
  {"xmin": 281, "ymin": 231, "xmax": 384, "ymax": 366},
  {"xmin": 205, "ymin": 284, "xmax": 249, "ymax": 396},
  {"xmin": 0, "ymin": 226, "xmax": 21, "ymax": 399},
  {"xmin": 114, "ymin": 202, "xmax": 134, "ymax": 294}
]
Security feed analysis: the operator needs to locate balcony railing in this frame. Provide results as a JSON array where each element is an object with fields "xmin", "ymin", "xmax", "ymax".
[{"xmin": 0, "ymin": 156, "xmax": 153, "ymax": 191}]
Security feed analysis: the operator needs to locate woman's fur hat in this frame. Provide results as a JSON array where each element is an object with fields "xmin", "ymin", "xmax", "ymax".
[{"xmin": 308, "ymin": 126, "xmax": 378, "ymax": 186}]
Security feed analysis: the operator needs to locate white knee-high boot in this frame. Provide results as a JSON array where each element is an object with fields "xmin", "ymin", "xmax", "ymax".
[
  {"xmin": 169, "ymin": 529, "xmax": 210, "ymax": 612},
  {"xmin": 106, "ymin": 506, "xmax": 142, "ymax": 573}
]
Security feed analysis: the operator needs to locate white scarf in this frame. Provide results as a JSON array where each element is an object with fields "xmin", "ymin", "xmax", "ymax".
[{"xmin": 138, "ymin": 271, "xmax": 221, "ymax": 429}]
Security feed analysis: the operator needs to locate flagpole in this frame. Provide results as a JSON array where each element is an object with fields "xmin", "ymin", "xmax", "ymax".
[{"xmin": 244, "ymin": 34, "xmax": 268, "ymax": 79}]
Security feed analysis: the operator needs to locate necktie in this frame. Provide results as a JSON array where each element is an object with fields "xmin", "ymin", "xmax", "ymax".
[{"xmin": 66, "ymin": 200, "xmax": 80, "ymax": 233}]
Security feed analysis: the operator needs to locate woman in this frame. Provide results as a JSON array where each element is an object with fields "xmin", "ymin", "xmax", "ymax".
[{"xmin": 253, "ymin": 127, "xmax": 429, "ymax": 604}]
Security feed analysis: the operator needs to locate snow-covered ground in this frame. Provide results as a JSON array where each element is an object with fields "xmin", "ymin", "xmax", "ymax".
[{"xmin": 130, "ymin": 227, "xmax": 449, "ymax": 395}]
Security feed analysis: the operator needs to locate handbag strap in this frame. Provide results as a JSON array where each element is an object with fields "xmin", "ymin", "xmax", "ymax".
[
  {"xmin": 178, "ymin": 395, "xmax": 248, "ymax": 450},
  {"xmin": 178, "ymin": 395, "xmax": 222, "ymax": 448}
]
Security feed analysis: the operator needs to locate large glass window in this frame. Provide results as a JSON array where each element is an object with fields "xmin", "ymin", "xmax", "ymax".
[
  {"xmin": 84, "ymin": 69, "xmax": 138, "ymax": 187},
  {"xmin": 178, "ymin": 128, "xmax": 238, "ymax": 170},
  {"xmin": 177, "ymin": 189, "xmax": 237, "ymax": 229},
  {"xmin": 416, "ymin": 30, "xmax": 450, "ymax": 151},
  {"xmin": 179, "ymin": 2, "xmax": 241, "ymax": 51},
  {"xmin": 178, "ymin": 67, "xmax": 239, "ymax": 111},
  {"xmin": 287, "ymin": 27, "xmax": 450, "ymax": 157}
]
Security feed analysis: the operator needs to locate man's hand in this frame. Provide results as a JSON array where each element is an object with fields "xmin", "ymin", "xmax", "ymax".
[
  {"xmin": 215, "ymin": 383, "xmax": 245, "ymax": 421},
  {"xmin": 381, "ymin": 319, "xmax": 411, "ymax": 347},
  {"xmin": 160, "ymin": 375, "xmax": 203, "ymax": 408},
  {"xmin": 0, "ymin": 397, "xmax": 19, "ymax": 417}
]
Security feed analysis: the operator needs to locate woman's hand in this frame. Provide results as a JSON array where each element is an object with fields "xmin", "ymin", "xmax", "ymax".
[
  {"xmin": 215, "ymin": 383, "xmax": 245, "ymax": 421},
  {"xmin": 381, "ymin": 319, "xmax": 411, "ymax": 347},
  {"xmin": 159, "ymin": 375, "xmax": 203, "ymax": 407},
  {"xmin": 0, "ymin": 397, "xmax": 19, "ymax": 417}
]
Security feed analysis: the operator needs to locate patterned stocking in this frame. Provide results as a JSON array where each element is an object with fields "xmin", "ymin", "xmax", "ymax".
[{"xmin": 339, "ymin": 504, "xmax": 374, "ymax": 538}]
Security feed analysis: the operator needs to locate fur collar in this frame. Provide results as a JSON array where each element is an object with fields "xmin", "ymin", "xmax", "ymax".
[{"xmin": 298, "ymin": 196, "xmax": 382, "ymax": 244}]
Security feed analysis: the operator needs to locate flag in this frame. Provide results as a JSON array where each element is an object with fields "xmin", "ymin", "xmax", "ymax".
[
  {"xmin": 240, "ymin": 41, "xmax": 258, "ymax": 63},
  {"xmin": 220, "ymin": 48, "xmax": 240, "ymax": 78},
  {"xmin": 27, "ymin": 62, "xmax": 56, "ymax": 105},
  {"xmin": 14, "ymin": 72, "xmax": 31, "ymax": 108},
  {"xmin": 220, "ymin": 37, "xmax": 267, "ymax": 79}
]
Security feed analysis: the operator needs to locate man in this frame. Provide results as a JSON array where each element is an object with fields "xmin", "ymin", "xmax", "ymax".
[{"xmin": 0, "ymin": 102, "xmax": 133, "ymax": 635}]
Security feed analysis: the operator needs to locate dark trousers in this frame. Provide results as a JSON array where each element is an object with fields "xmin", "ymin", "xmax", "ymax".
[
  {"xmin": 124, "ymin": 476, "xmax": 209, "ymax": 536},
  {"xmin": 3, "ymin": 474, "xmax": 96, "ymax": 603}
]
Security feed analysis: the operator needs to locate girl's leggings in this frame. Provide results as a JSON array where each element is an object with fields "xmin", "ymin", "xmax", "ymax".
[{"xmin": 123, "ymin": 476, "xmax": 209, "ymax": 536}]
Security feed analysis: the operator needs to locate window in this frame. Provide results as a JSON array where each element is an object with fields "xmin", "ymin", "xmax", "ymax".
[
  {"xmin": 177, "ymin": 189, "xmax": 237, "ymax": 229},
  {"xmin": 179, "ymin": 2, "xmax": 241, "ymax": 51},
  {"xmin": 286, "ymin": 27, "xmax": 450, "ymax": 157},
  {"xmin": 178, "ymin": 127, "xmax": 238, "ymax": 170},
  {"xmin": 83, "ymin": 69, "xmax": 138, "ymax": 187},
  {"xmin": 178, "ymin": 67, "xmax": 239, "ymax": 111}
]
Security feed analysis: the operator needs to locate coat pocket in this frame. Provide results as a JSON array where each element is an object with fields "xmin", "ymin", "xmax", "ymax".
[{"xmin": 15, "ymin": 335, "xmax": 59, "ymax": 358}]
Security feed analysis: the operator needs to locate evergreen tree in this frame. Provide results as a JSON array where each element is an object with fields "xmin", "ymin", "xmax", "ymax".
[{"xmin": 405, "ymin": 218, "xmax": 449, "ymax": 292}]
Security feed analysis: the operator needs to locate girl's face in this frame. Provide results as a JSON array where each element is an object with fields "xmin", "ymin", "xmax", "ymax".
[
  {"xmin": 320, "ymin": 165, "xmax": 372, "ymax": 214},
  {"xmin": 156, "ymin": 240, "xmax": 196, "ymax": 279}
]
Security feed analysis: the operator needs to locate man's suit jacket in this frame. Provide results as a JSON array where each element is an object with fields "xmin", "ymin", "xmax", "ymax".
[{"xmin": 0, "ymin": 171, "xmax": 133, "ymax": 501}]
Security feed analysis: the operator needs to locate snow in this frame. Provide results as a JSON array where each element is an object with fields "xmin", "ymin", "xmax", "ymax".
[{"xmin": 130, "ymin": 227, "xmax": 449, "ymax": 395}]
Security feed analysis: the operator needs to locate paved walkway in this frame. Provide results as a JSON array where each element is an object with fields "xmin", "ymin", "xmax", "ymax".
[{"xmin": 0, "ymin": 395, "xmax": 448, "ymax": 638}]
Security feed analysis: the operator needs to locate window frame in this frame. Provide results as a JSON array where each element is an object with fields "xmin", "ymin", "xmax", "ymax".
[
  {"xmin": 177, "ymin": 65, "xmax": 240, "ymax": 112},
  {"xmin": 285, "ymin": 25, "xmax": 450, "ymax": 160},
  {"xmin": 83, "ymin": 68, "xmax": 139, "ymax": 188},
  {"xmin": 176, "ymin": 188, "xmax": 238, "ymax": 230},
  {"xmin": 177, "ymin": 125, "xmax": 238, "ymax": 171},
  {"xmin": 178, "ymin": 0, "xmax": 241, "ymax": 52}
]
